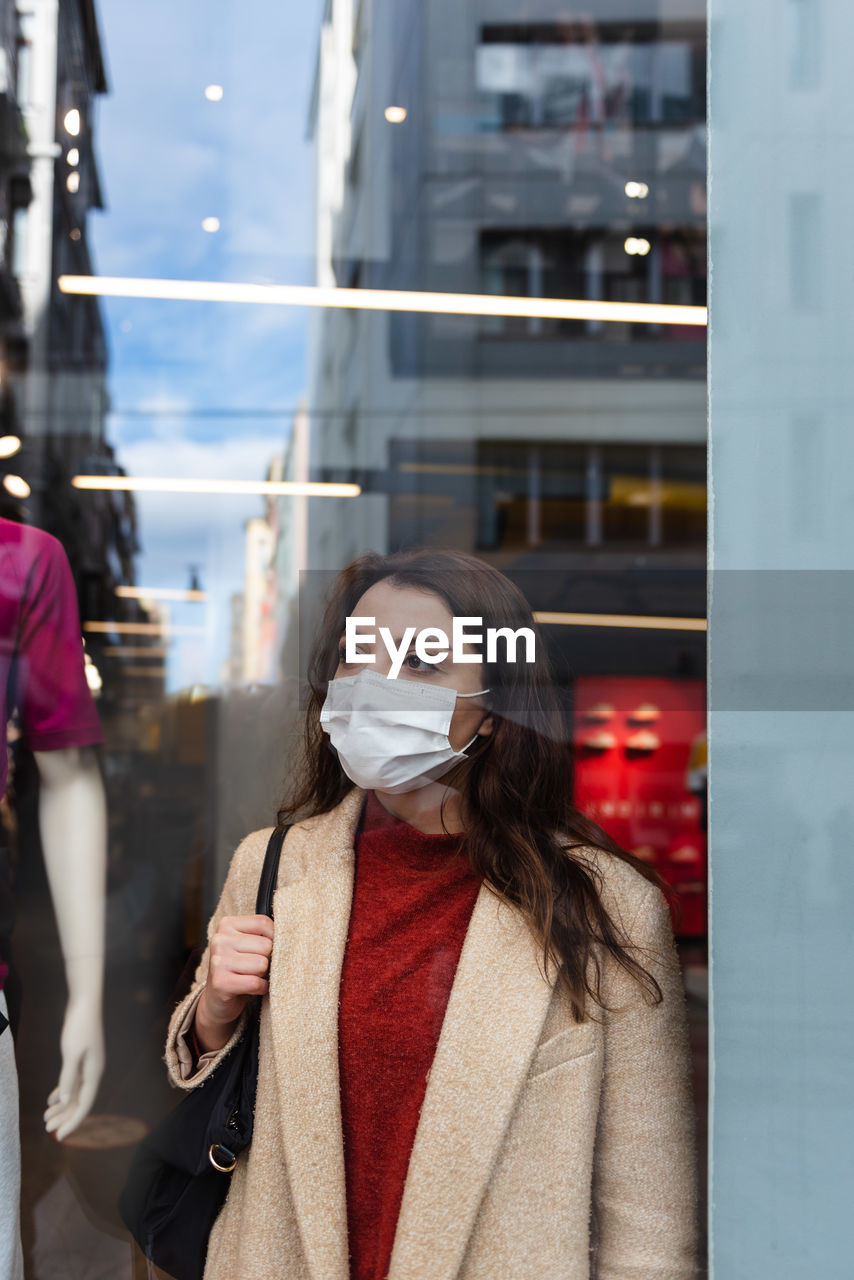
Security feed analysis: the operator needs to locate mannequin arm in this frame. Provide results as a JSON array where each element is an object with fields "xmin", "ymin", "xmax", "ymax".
[{"xmin": 32, "ymin": 746, "xmax": 107, "ymax": 1141}]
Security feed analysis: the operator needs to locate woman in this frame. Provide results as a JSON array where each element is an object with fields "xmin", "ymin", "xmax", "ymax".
[{"xmin": 165, "ymin": 550, "xmax": 698, "ymax": 1280}]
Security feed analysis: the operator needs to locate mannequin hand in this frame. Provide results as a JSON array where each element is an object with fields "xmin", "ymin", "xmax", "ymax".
[{"xmin": 43, "ymin": 997, "xmax": 105, "ymax": 1141}]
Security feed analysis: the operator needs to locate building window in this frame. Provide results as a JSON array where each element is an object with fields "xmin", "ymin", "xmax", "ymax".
[
  {"xmin": 15, "ymin": 13, "xmax": 34, "ymax": 108},
  {"xmin": 479, "ymin": 227, "xmax": 707, "ymax": 342},
  {"xmin": 475, "ymin": 21, "xmax": 706, "ymax": 132},
  {"xmin": 346, "ymin": 128, "xmax": 362, "ymax": 189},
  {"xmin": 11, "ymin": 205, "xmax": 27, "ymax": 278},
  {"xmin": 387, "ymin": 438, "xmax": 706, "ymax": 554},
  {"xmin": 352, "ymin": 0, "xmax": 367, "ymax": 66}
]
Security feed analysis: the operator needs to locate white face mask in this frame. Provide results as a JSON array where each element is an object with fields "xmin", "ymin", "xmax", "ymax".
[{"xmin": 319, "ymin": 668, "xmax": 491, "ymax": 795}]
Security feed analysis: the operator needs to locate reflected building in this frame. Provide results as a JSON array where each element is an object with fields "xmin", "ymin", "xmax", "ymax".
[
  {"xmin": 17, "ymin": 0, "xmax": 109, "ymax": 449},
  {"xmin": 268, "ymin": 403, "xmax": 309, "ymax": 680},
  {"xmin": 12, "ymin": 0, "xmax": 146, "ymax": 713},
  {"xmin": 307, "ymin": 0, "xmax": 706, "ymax": 677},
  {"xmin": 227, "ymin": 405, "xmax": 311, "ymax": 686},
  {"xmin": 306, "ymin": 0, "xmax": 708, "ymax": 932},
  {"xmin": 240, "ymin": 514, "xmax": 276, "ymax": 685},
  {"xmin": 0, "ymin": 0, "xmax": 32, "ymax": 436}
]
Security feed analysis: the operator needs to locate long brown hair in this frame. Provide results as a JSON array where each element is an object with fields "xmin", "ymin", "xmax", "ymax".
[{"xmin": 279, "ymin": 549, "xmax": 667, "ymax": 1020}]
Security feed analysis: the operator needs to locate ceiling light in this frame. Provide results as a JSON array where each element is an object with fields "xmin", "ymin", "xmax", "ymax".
[
  {"xmin": 66, "ymin": 148, "xmax": 79, "ymax": 166},
  {"xmin": 66, "ymin": 171, "xmax": 80, "ymax": 194},
  {"xmin": 204, "ymin": 84, "xmax": 224, "ymax": 101},
  {"xmin": 103, "ymin": 645, "xmax": 170, "ymax": 658},
  {"xmin": 84, "ymin": 621, "xmax": 206, "ymax": 636},
  {"xmin": 58, "ymin": 275, "xmax": 708, "ymax": 327},
  {"xmin": 63, "ymin": 108, "xmax": 81, "ymax": 136},
  {"xmin": 0, "ymin": 435, "xmax": 21, "ymax": 459},
  {"xmin": 115, "ymin": 585, "xmax": 207, "ymax": 602},
  {"xmin": 533, "ymin": 610, "xmax": 706, "ymax": 632},
  {"xmin": 625, "ymin": 181, "xmax": 649, "ymax": 199},
  {"xmin": 384, "ymin": 106, "xmax": 407, "ymax": 123},
  {"xmin": 3, "ymin": 475, "xmax": 30, "ymax": 498},
  {"xmin": 201, "ymin": 217, "xmax": 220, "ymax": 233},
  {"xmin": 624, "ymin": 237, "xmax": 651, "ymax": 256},
  {"xmin": 73, "ymin": 476, "xmax": 361, "ymax": 497}
]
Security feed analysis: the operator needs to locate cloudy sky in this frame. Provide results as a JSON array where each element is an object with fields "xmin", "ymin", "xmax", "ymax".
[{"xmin": 89, "ymin": 0, "xmax": 324, "ymax": 687}]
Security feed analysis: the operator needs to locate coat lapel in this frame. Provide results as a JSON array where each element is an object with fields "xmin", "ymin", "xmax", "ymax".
[
  {"xmin": 387, "ymin": 883, "xmax": 557, "ymax": 1280},
  {"xmin": 267, "ymin": 787, "xmax": 365, "ymax": 1280}
]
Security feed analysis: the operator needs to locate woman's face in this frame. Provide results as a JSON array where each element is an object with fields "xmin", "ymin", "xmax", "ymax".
[{"xmin": 333, "ymin": 579, "xmax": 494, "ymax": 751}]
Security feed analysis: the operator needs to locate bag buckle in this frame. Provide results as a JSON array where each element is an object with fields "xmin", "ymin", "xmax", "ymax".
[{"xmin": 208, "ymin": 1143, "xmax": 238, "ymax": 1173}]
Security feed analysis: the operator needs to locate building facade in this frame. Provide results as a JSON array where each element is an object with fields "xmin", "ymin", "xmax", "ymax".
[
  {"xmin": 0, "ymin": 0, "xmax": 31, "ymax": 440},
  {"xmin": 308, "ymin": 0, "xmax": 706, "ymax": 563},
  {"xmin": 304, "ymin": 0, "xmax": 708, "ymax": 938},
  {"xmin": 306, "ymin": 0, "xmax": 707, "ymax": 680},
  {"xmin": 10, "ymin": 0, "xmax": 150, "ymax": 723}
]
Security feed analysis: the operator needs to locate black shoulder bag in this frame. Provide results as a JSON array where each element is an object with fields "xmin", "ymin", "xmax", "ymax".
[{"xmin": 118, "ymin": 825, "xmax": 289, "ymax": 1280}]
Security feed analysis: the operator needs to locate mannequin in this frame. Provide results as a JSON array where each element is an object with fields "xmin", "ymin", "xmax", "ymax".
[
  {"xmin": 0, "ymin": 515, "xmax": 107, "ymax": 1280},
  {"xmin": 36, "ymin": 746, "xmax": 106, "ymax": 1140}
]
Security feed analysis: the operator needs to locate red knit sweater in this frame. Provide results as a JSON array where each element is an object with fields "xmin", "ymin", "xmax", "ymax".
[{"xmin": 338, "ymin": 792, "xmax": 482, "ymax": 1280}]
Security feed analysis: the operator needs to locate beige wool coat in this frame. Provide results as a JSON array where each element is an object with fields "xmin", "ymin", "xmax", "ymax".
[{"xmin": 164, "ymin": 787, "xmax": 698, "ymax": 1280}]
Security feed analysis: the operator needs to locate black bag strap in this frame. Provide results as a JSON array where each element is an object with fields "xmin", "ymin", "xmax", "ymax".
[{"xmin": 255, "ymin": 824, "xmax": 290, "ymax": 919}]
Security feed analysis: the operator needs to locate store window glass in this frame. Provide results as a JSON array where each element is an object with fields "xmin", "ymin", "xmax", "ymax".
[{"xmin": 0, "ymin": 0, "xmax": 709, "ymax": 1276}]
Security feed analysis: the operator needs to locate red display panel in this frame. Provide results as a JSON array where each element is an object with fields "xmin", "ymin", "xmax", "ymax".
[{"xmin": 572, "ymin": 676, "xmax": 707, "ymax": 937}]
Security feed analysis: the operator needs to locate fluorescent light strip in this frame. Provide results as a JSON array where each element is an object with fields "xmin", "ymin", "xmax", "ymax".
[
  {"xmin": 73, "ymin": 476, "xmax": 360, "ymax": 497},
  {"xmin": 103, "ymin": 645, "xmax": 170, "ymax": 658},
  {"xmin": 58, "ymin": 275, "xmax": 708, "ymax": 328},
  {"xmin": 85, "ymin": 621, "xmax": 206, "ymax": 636},
  {"xmin": 399, "ymin": 462, "xmax": 519, "ymax": 476},
  {"xmin": 533, "ymin": 610, "xmax": 707, "ymax": 632},
  {"xmin": 115, "ymin": 586, "xmax": 207, "ymax": 602}
]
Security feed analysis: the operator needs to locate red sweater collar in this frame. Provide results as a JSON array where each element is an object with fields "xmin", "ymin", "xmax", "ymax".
[{"xmin": 358, "ymin": 790, "xmax": 468, "ymax": 871}]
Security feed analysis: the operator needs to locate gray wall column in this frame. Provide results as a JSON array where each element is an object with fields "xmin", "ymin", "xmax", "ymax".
[{"xmin": 709, "ymin": 1, "xmax": 854, "ymax": 1275}]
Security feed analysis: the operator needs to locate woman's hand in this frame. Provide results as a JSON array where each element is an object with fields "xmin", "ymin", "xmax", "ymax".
[{"xmin": 194, "ymin": 914, "xmax": 275, "ymax": 1053}]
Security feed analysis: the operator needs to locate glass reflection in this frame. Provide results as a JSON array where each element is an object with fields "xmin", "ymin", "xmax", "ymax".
[{"xmin": 0, "ymin": 0, "xmax": 708, "ymax": 1275}]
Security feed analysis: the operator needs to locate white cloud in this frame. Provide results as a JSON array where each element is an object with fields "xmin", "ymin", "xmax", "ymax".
[{"xmin": 120, "ymin": 429, "xmax": 288, "ymax": 534}]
